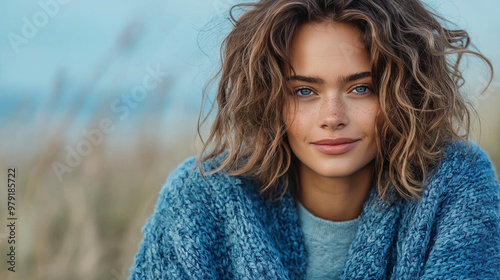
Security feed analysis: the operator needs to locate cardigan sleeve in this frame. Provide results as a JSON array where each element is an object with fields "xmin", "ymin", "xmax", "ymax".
[
  {"xmin": 127, "ymin": 160, "xmax": 194, "ymax": 280},
  {"xmin": 128, "ymin": 157, "xmax": 230, "ymax": 279},
  {"xmin": 421, "ymin": 146, "xmax": 500, "ymax": 279},
  {"xmin": 127, "ymin": 209, "xmax": 190, "ymax": 279}
]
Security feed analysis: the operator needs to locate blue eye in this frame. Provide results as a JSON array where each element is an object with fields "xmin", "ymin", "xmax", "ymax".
[
  {"xmin": 296, "ymin": 88, "xmax": 314, "ymax": 96},
  {"xmin": 352, "ymin": 86, "xmax": 371, "ymax": 95}
]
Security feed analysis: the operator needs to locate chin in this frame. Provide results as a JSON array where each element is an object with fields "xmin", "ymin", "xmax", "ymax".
[
  {"xmin": 311, "ymin": 159, "xmax": 375, "ymax": 179},
  {"xmin": 317, "ymin": 167, "xmax": 363, "ymax": 179}
]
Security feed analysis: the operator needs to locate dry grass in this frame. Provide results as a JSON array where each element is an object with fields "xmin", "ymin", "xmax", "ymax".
[
  {"xmin": 0, "ymin": 129, "xmax": 198, "ymax": 280},
  {"xmin": 0, "ymin": 76, "xmax": 201, "ymax": 280},
  {"xmin": 0, "ymin": 24, "xmax": 201, "ymax": 276}
]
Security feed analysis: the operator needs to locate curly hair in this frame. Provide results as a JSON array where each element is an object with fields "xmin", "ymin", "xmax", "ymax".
[{"xmin": 198, "ymin": 0, "xmax": 492, "ymax": 201}]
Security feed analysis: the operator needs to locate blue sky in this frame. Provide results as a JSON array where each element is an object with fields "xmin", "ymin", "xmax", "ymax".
[
  {"xmin": 0, "ymin": 0, "xmax": 220, "ymax": 89},
  {"xmin": 1, "ymin": 0, "xmax": 499, "ymax": 110}
]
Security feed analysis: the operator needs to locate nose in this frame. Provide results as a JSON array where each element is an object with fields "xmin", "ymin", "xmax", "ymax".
[{"xmin": 319, "ymin": 95, "xmax": 348, "ymax": 130}]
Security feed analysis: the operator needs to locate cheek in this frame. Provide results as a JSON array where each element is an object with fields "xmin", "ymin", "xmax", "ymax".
[
  {"xmin": 284, "ymin": 113, "xmax": 299, "ymax": 140},
  {"xmin": 356, "ymin": 101, "xmax": 379, "ymax": 135},
  {"xmin": 284, "ymin": 104, "xmax": 309, "ymax": 141},
  {"xmin": 283, "ymin": 101, "xmax": 295, "ymax": 131},
  {"xmin": 366, "ymin": 108, "xmax": 378, "ymax": 132}
]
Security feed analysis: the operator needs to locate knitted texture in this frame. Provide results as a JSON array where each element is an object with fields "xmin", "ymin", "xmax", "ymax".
[
  {"xmin": 128, "ymin": 141, "xmax": 500, "ymax": 279},
  {"xmin": 297, "ymin": 202, "xmax": 359, "ymax": 279}
]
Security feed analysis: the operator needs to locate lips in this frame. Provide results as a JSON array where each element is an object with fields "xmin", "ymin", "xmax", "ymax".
[
  {"xmin": 312, "ymin": 138, "xmax": 360, "ymax": 155},
  {"xmin": 312, "ymin": 138, "xmax": 359, "ymax": 145}
]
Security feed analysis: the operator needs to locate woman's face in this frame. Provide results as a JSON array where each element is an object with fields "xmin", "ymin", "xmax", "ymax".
[{"xmin": 285, "ymin": 21, "xmax": 379, "ymax": 181}]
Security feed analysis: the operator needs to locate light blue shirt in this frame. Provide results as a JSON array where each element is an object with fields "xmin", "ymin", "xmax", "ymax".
[{"xmin": 297, "ymin": 202, "xmax": 359, "ymax": 280}]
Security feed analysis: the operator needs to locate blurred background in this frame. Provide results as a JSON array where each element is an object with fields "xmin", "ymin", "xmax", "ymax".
[{"xmin": 0, "ymin": 0, "xmax": 499, "ymax": 279}]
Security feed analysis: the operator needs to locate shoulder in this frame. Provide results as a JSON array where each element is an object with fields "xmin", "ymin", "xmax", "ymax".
[
  {"xmin": 425, "ymin": 140, "xmax": 499, "ymax": 197},
  {"xmin": 416, "ymin": 140, "xmax": 500, "ymax": 234},
  {"xmin": 131, "ymin": 156, "xmax": 265, "ymax": 278},
  {"xmin": 151, "ymin": 154, "xmax": 262, "ymax": 224},
  {"xmin": 410, "ymin": 143, "xmax": 500, "ymax": 278},
  {"xmin": 408, "ymin": 140, "xmax": 500, "ymax": 233},
  {"xmin": 441, "ymin": 140, "xmax": 496, "ymax": 174},
  {"xmin": 158, "ymin": 155, "xmax": 235, "ymax": 200},
  {"xmin": 161, "ymin": 154, "xmax": 259, "ymax": 196}
]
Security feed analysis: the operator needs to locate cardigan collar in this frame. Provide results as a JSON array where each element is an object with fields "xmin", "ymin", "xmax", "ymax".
[
  {"xmin": 276, "ymin": 183, "xmax": 405, "ymax": 279},
  {"xmin": 341, "ymin": 186, "xmax": 405, "ymax": 279}
]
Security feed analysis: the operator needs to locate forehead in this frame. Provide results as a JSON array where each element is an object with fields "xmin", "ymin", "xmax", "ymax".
[{"xmin": 288, "ymin": 22, "xmax": 369, "ymax": 77}]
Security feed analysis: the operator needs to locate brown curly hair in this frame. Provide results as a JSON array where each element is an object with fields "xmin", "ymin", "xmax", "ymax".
[{"xmin": 198, "ymin": 0, "xmax": 493, "ymax": 201}]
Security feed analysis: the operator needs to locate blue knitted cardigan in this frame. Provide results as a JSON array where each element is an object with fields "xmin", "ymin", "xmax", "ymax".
[{"xmin": 129, "ymin": 141, "xmax": 500, "ymax": 279}]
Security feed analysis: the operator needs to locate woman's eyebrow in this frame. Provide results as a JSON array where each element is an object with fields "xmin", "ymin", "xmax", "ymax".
[
  {"xmin": 339, "ymin": 71, "xmax": 371, "ymax": 84},
  {"xmin": 286, "ymin": 71, "xmax": 371, "ymax": 84},
  {"xmin": 286, "ymin": 75, "xmax": 324, "ymax": 84}
]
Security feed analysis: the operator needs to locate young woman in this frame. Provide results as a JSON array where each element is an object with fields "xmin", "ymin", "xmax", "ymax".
[{"xmin": 129, "ymin": 0, "xmax": 500, "ymax": 279}]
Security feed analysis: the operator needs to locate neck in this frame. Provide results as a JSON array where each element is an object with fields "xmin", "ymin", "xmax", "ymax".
[{"xmin": 297, "ymin": 161, "xmax": 374, "ymax": 222}]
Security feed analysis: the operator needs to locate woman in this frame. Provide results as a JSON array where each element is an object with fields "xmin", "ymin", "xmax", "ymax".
[{"xmin": 129, "ymin": 0, "xmax": 500, "ymax": 279}]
